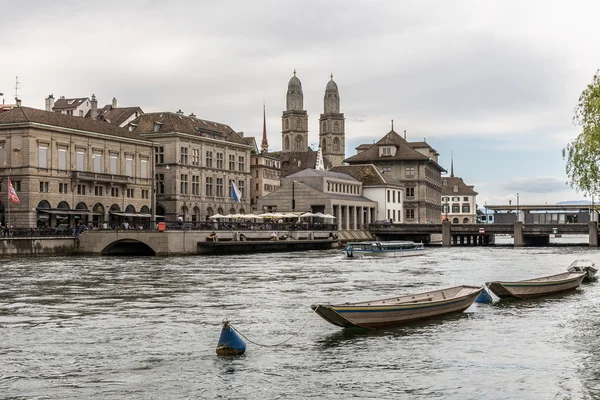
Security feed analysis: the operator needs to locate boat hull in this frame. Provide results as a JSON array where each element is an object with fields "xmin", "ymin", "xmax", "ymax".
[
  {"xmin": 345, "ymin": 249, "xmax": 426, "ymax": 258},
  {"xmin": 311, "ymin": 286, "xmax": 483, "ymax": 329},
  {"xmin": 567, "ymin": 260, "xmax": 598, "ymax": 281},
  {"xmin": 486, "ymin": 272, "xmax": 586, "ymax": 299}
]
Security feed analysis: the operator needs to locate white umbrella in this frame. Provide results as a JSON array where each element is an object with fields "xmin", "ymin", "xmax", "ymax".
[
  {"xmin": 222, "ymin": 214, "xmax": 233, "ymax": 218},
  {"xmin": 300, "ymin": 212, "xmax": 317, "ymax": 218},
  {"xmin": 314, "ymin": 212, "xmax": 326, "ymax": 218},
  {"xmin": 323, "ymin": 213, "xmax": 336, "ymax": 219},
  {"xmin": 209, "ymin": 214, "xmax": 225, "ymax": 219}
]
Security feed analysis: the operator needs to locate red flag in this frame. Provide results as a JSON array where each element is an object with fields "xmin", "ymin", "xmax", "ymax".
[{"xmin": 8, "ymin": 178, "xmax": 20, "ymax": 204}]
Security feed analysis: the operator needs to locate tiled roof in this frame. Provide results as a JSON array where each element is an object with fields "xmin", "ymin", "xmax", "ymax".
[
  {"xmin": 53, "ymin": 97, "xmax": 88, "ymax": 110},
  {"xmin": 409, "ymin": 141, "xmax": 439, "ymax": 156},
  {"xmin": 345, "ymin": 130, "xmax": 446, "ymax": 172},
  {"xmin": 287, "ymin": 168, "xmax": 358, "ymax": 181},
  {"xmin": 96, "ymin": 106, "xmax": 144, "ymax": 126},
  {"xmin": 329, "ymin": 164, "xmax": 404, "ymax": 187},
  {"xmin": 0, "ymin": 107, "xmax": 147, "ymax": 140},
  {"xmin": 129, "ymin": 112, "xmax": 248, "ymax": 146},
  {"xmin": 441, "ymin": 176, "xmax": 478, "ymax": 195},
  {"xmin": 345, "ymin": 130, "xmax": 431, "ymax": 163}
]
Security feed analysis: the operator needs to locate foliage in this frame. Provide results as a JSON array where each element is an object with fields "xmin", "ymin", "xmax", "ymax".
[{"xmin": 564, "ymin": 70, "xmax": 600, "ymax": 196}]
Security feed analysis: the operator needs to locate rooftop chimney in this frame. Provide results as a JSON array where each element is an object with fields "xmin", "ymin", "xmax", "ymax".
[
  {"xmin": 189, "ymin": 112, "xmax": 196, "ymax": 118},
  {"xmin": 91, "ymin": 94, "xmax": 98, "ymax": 120},
  {"xmin": 15, "ymin": 98, "xmax": 21, "ymax": 107},
  {"xmin": 112, "ymin": 97, "xmax": 117, "ymax": 109},
  {"xmin": 176, "ymin": 109, "xmax": 184, "ymax": 115},
  {"xmin": 45, "ymin": 94, "xmax": 55, "ymax": 111}
]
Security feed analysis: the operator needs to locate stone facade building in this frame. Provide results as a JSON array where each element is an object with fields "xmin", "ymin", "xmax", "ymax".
[
  {"xmin": 257, "ymin": 169, "xmax": 377, "ymax": 230},
  {"xmin": 128, "ymin": 111, "xmax": 252, "ymax": 221},
  {"xmin": 319, "ymin": 74, "xmax": 345, "ymax": 169},
  {"xmin": 345, "ymin": 129, "xmax": 445, "ymax": 224},
  {"xmin": 441, "ymin": 158, "xmax": 478, "ymax": 223},
  {"xmin": 0, "ymin": 107, "xmax": 153, "ymax": 228},
  {"xmin": 329, "ymin": 164, "xmax": 405, "ymax": 223}
]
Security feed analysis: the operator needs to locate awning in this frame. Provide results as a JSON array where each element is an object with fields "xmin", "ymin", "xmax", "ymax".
[
  {"xmin": 37, "ymin": 209, "xmax": 100, "ymax": 215},
  {"xmin": 109, "ymin": 212, "xmax": 152, "ymax": 218}
]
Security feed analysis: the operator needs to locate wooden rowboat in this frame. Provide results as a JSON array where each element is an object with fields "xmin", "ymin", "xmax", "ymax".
[
  {"xmin": 567, "ymin": 259, "xmax": 598, "ymax": 281},
  {"xmin": 311, "ymin": 285, "xmax": 483, "ymax": 330},
  {"xmin": 486, "ymin": 271, "xmax": 586, "ymax": 299}
]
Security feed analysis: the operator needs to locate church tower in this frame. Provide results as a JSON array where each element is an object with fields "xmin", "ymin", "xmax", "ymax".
[
  {"xmin": 319, "ymin": 74, "xmax": 345, "ymax": 168},
  {"xmin": 282, "ymin": 70, "xmax": 309, "ymax": 153}
]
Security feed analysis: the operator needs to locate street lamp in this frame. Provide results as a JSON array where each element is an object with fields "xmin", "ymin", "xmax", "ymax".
[
  {"xmin": 292, "ymin": 181, "xmax": 296, "ymax": 211},
  {"xmin": 516, "ymin": 192, "xmax": 520, "ymax": 221}
]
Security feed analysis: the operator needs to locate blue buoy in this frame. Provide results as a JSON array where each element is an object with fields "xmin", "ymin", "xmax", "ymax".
[
  {"xmin": 475, "ymin": 287, "xmax": 494, "ymax": 304},
  {"xmin": 216, "ymin": 320, "xmax": 246, "ymax": 356}
]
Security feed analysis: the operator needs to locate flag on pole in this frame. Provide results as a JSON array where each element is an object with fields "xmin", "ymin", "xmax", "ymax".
[
  {"xmin": 8, "ymin": 178, "xmax": 20, "ymax": 204},
  {"xmin": 231, "ymin": 180, "xmax": 242, "ymax": 203}
]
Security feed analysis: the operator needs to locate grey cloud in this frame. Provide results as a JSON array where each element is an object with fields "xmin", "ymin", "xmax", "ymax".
[{"xmin": 501, "ymin": 176, "xmax": 568, "ymax": 194}]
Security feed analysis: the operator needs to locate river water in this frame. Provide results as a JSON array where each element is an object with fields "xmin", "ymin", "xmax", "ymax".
[{"xmin": 1, "ymin": 236, "xmax": 600, "ymax": 399}]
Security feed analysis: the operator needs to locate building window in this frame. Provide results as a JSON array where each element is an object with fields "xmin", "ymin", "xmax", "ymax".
[
  {"xmin": 255, "ymin": 170, "xmax": 259, "ymax": 178},
  {"xmin": 141, "ymin": 159, "xmax": 148, "ymax": 179},
  {"xmin": 238, "ymin": 156, "xmax": 245, "ymax": 172},
  {"xmin": 452, "ymin": 204, "xmax": 460, "ymax": 213},
  {"xmin": 93, "ymin": 152, "xmax": 102, "ymax": 173},
  {"xmin": 77, "ymin": 184, "xmax": 86, "ymax": 195},
  {"xmin": 406, "ymin": 167, "xmax": 415, "ymax": 178},
  {"xmin": 462, "ymin": 204, "xmax": 470, "ymax": 213},
  {"xmin": 216, "ymin": 153, "xmax": 224, "ymax": 169},
  {"xmin": 58, "ymin": 147, "xmax": 67, "ymax": 171},
  {"xmin": 180, "ymin": 174, "xmax": 188, "ymax": 194},
  {"xmin": 192, "ymin": 175, "xmax": 200, "ymax": 195},
  {"xmin": 205, "ymin": 177, "xmax": 213, "ymax": 196},
  {"xmin": 406, "ymin": 187, "xmax": 415, "ymax": 197},
  {"xmin": 155, "ymin": 147, "xmax": 164, "ymax": 164},
  {"xmin": 405, "ymin": 209, "xmax": 415, "ymax": 219},
  {"xmin": 111, "ymin": 187, "xmax": 119, "ymax": 197},
  {"xmin": 443, "ymin": 204, "xmax": 449, "ymax": 214},
  {"xmin": 229, "ymin": 155, "xmax": 235, "ymax": 170},
  {"xmin": 59, "ymin": 183, "xmax": 68, "ymax": 194},
  {"xmin": 387, "ymin": 190, "xmax": 390, "ymax": 202},
  {"xmin": 110, "ymin": 154, "xmax": 118, "ymax": 175},
  {"xmin": 12, "ymin": 180, "xmax": 20, "ymax": 192},
  {"xmin": 206, "ymin": 151, "xmax": 213, "ymax": 168},
  {"xmin": 39, "ymin": 145, "xmax": 48, "ymax": 169},
  {"xmin": 382, "ymin": 147, "xmax": 391, "ymax": 155},
  {"xmin": 192, "ymin": 149, "xmax": 200, "ymax": 166},
  {"xmin": 453, "ymin": 186, "xmax": 458, "ymax": 192},
  {"xmin": 180, "ymin": 147, "xmax": 188, "ymax": 164},
  {"xmin": 126, "ymin": 157, "xmax": 133, "ymax": 177},
  {"xmin": 141, "ymin": 189, "xmax": 149, "ymax": 199},
  {"xmin": 76, "ymin": 151, "xmax": 85, "ymax": 171},
  {"xmin": 381, "ymin": 167, "xmax": 391, "ymax": 174},
  {"xmin": 126, "ymin": 188, "xmax": 135, "ymax": 198},
  {"xmin": 216, "ymin": 178, "xmax": 224, "ymax": 197},
  {"xmin": 156, "ymin": 174, "xmax": 165, "ymax": 194},
  {"xmin": 94, "ymin": 186, "xmax": 103, "ymax": 196},
  {"xmin": 452, "ymin": 197, "xmax": 460, "ymax": 201},
  {"xmin": 463, "ymin": 197, "xmax": 469, "ymax": 201},
  {"xmin": 0, "ymin": 145, "xmax": 4, "ymax": 167},
  {"xmin": 39, "ymin": 181, "xmax": 49, "ymax": 193}
]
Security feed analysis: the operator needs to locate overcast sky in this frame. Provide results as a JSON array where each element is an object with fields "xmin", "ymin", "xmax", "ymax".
[{"xmin": 3, "ymin": 0, "xmax": 600, "ymax": 206}]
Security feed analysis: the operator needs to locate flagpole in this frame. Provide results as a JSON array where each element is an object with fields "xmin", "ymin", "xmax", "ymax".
[{"xmin": 7, "ymin": 175, "xmax": 10, "ymax": 228}]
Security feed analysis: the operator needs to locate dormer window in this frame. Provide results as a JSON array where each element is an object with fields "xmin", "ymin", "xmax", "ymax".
[
  {"xmin": 153, "ymin": 122, "xmax": 162, "ymax": 132},
  {"xmin": 128, "ymin": 123, "xmax": 137, "ymax": 132},
  {"xmin": 453, "ymin": 186, "xmax": 458, "ymax": 192},
  {"xmin": 379, "ymin": 146, "xmax": 395, "ymax": 157}
]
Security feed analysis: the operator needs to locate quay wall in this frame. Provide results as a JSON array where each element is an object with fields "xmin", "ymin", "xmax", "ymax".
[{"xmin": 0, "ymin": 237, "xmax": 78, "ymax": 256}]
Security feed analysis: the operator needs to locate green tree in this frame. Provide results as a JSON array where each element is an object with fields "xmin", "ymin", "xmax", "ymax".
[{"xmin": 563, "ymin": 70, "xmax": 600, "ymax": 196}]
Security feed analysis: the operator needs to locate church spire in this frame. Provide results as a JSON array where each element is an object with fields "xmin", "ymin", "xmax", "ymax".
[
  {"xmin": 451, "ymin": 151, "xmax": 454, "ymax": 177},
  {"xmin": 261, "ymin": 102, "xmax": 268, "ymax": 153}
]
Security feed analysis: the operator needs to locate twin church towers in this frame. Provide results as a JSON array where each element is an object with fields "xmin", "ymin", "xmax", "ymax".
[{"xmin": 280, "ymin": 70, "xmax": 345, "ymax": 169}]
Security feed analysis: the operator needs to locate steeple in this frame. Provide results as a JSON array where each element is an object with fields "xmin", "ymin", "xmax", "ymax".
[
  {"xmin": 319, "ymin": 73, "xmax": 345, "ymax": 169},
  {"xmin": 451, "ymin": 151, "xmax": 454, "ymax": 177},
  {"xmin": 282, "ymin": 70, "xmax": 309, "ymax": 153},
  {"xmin": 261, "ymin": 102, "xmax": 268, "ymax": 153}
]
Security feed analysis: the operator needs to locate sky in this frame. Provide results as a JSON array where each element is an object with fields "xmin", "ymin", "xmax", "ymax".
[{"xmin": 3, "ymin": 0, "xmax": 600, "ymax": 207}]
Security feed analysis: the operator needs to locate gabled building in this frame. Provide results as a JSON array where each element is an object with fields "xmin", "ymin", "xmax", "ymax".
[
  {"xmin": 46, "ymin": 95, "xmax": 91, "ymax": 117},
  {"xmin": 441, "ymin": 156, "xmax": 478, "ymax": 223},
  {"xmin": 257, "ymin": 169, "xmax": 377, "ymax": 231},
  {"xmin": 249, "ymin": 107, "xmax": 280, "ymax": 209},
  {"xmin": 93, "ymin": 97, "xmax": 144, "ymax": 127},
  {"xmin": 329, "ymin": 164, "xmax": 405, "ymax": 223},
  {"xmin": 344, "ymin": 129, "xmax": 445, "ymax": 224},
  {"xmin": 128, "ymin": 111, "xmax": 252, "ymax": 221}
]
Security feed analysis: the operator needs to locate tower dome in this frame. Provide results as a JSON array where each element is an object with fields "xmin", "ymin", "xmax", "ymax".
[
  {"xmin": 323, "ymin": 73, "xmax": 340, "ymax": 114},
  {"xmin": 286, "ymin": 70, "xmax": 304, "ymax": 111}
]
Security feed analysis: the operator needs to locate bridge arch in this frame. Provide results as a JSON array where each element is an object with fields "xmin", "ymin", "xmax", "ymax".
[{"xmin": 100, "ymin": 238, "xmax": 156, "ymax": 256}]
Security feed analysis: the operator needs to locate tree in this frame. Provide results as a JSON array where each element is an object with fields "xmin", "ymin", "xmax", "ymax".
[{"xmin": 563, "ymin": 70, "xmax": 600, "ymax": 196}]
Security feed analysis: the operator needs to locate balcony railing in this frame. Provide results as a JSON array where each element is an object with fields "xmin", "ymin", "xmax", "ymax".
[{"xmin": 72, "ymin": 171, "xmax": 135, "ymax": 184}]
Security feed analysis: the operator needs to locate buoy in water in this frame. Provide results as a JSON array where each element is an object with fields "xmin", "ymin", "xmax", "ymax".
[
  {"xmin": 216, "ymin": 320, "xmax": 246, "ymax": 356},
  {"xmin": 475, "ymin": 287, "xmax": 494, "ymax": 304}
]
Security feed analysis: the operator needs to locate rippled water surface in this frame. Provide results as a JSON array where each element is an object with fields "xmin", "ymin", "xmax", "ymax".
[{"xmin": 2, "ymin": 237, "xmax": 600, "ymax": 399}]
